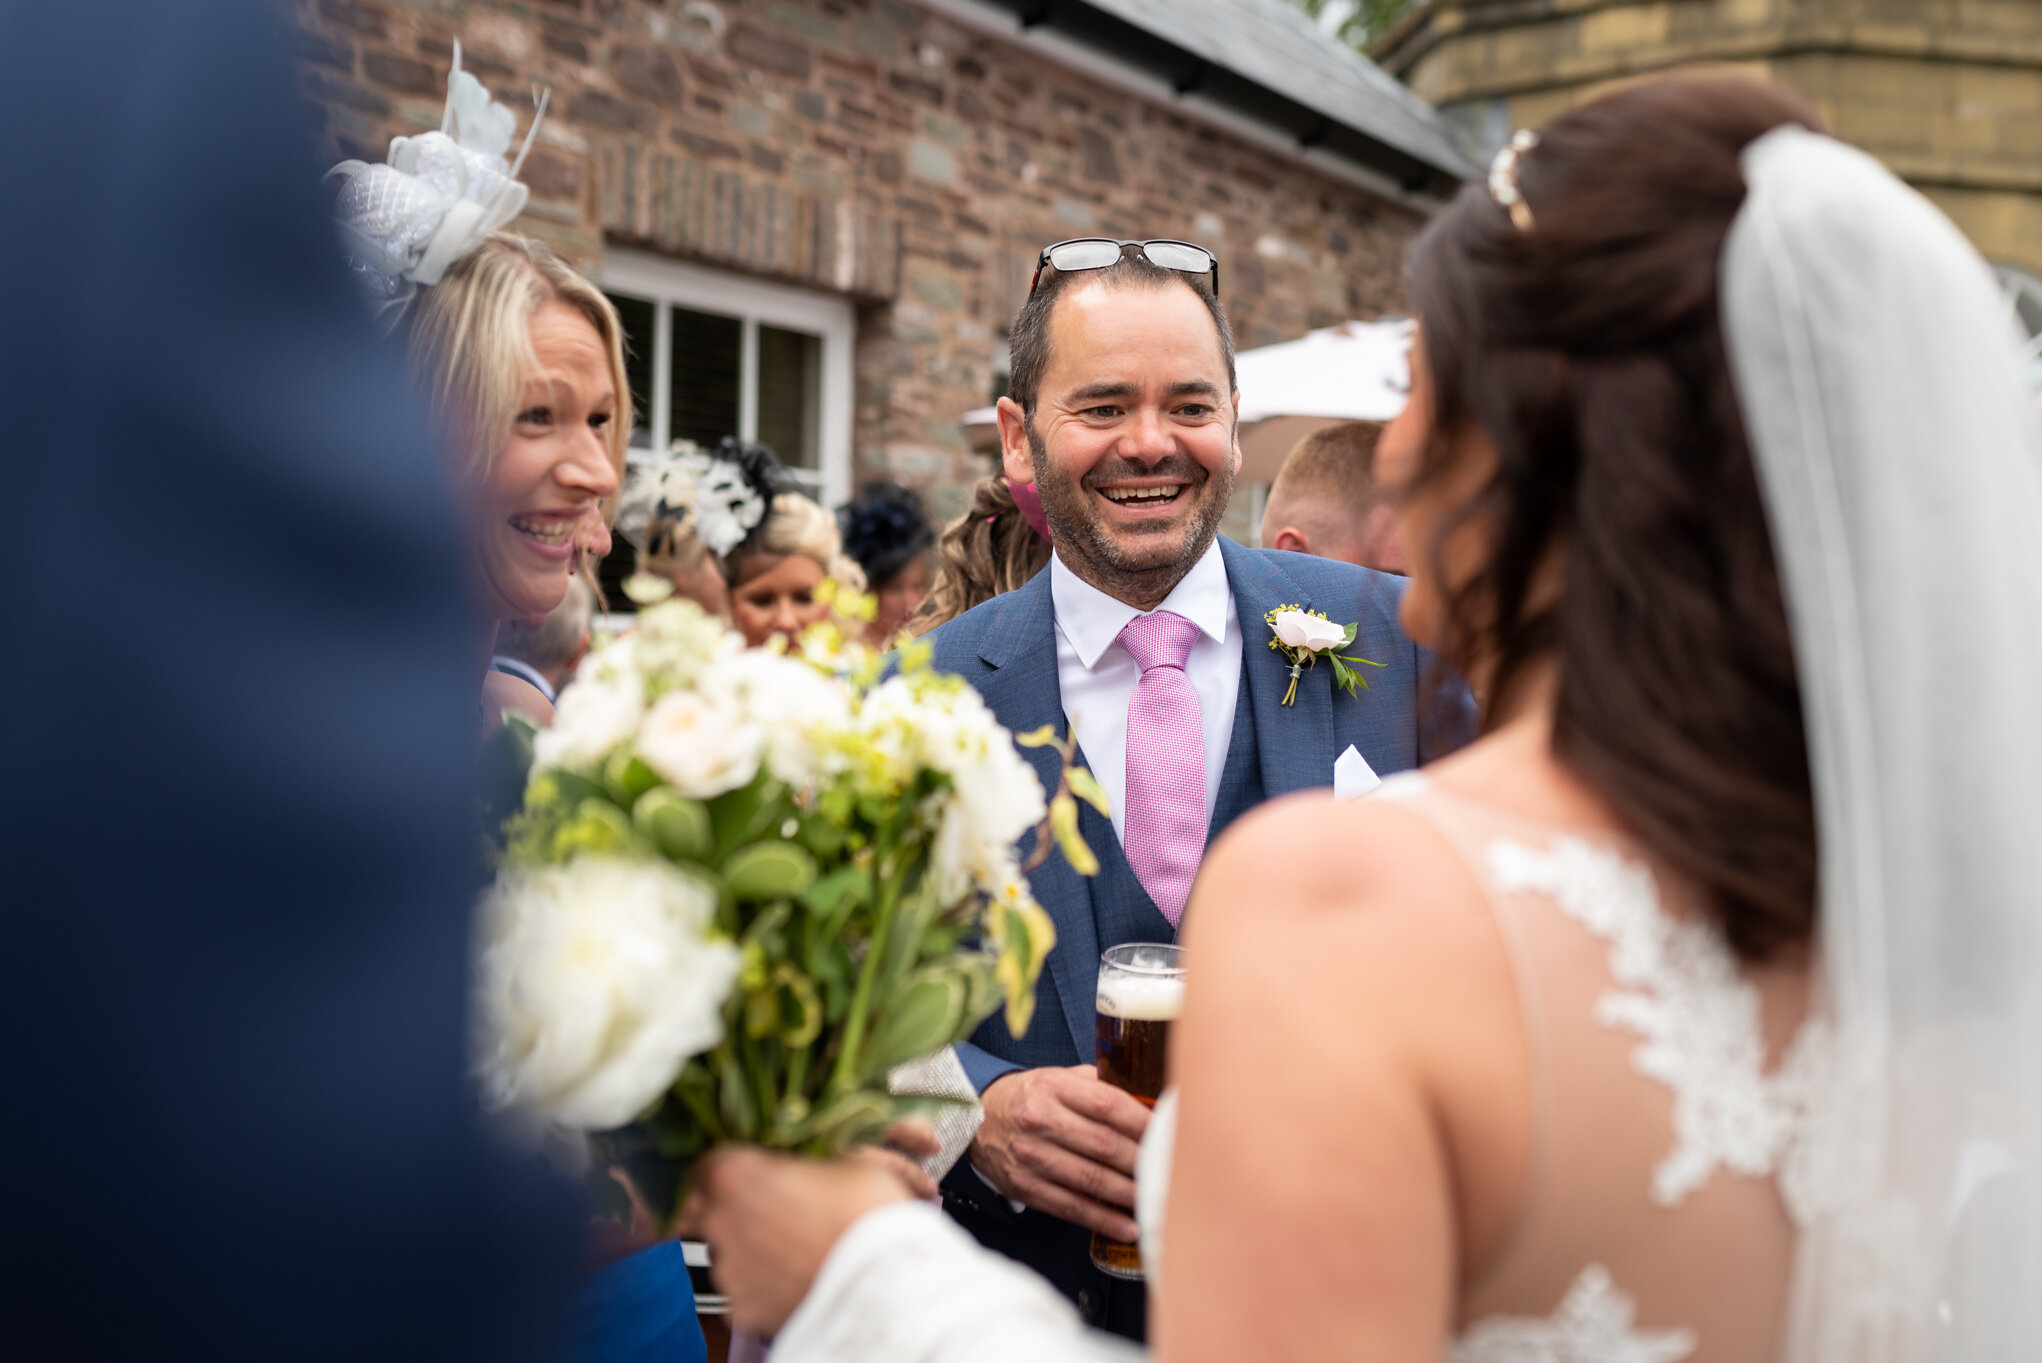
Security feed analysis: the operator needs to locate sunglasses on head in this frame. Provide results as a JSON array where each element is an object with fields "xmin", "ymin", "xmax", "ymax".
[{"xmin": 1028, "ymin": 238, "xmax": 1220, "ymax": 298}]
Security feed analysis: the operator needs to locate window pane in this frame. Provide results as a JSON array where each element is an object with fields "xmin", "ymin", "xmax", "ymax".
[
  {"xmin": 607, "ymin": 292, "xmax": 656, "ymax": 448},
  {"xmin": 756, "ymin": 324, "xmax": 821, "ymax": 469},
  {"xmin": 670, "ymin": 306, "xmax": 742, "ymax": 448}
]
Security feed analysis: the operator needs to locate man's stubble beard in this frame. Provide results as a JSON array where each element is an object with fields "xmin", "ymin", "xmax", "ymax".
[{"xmin": 1026, "ymin": 421, "xmax": 1236, "ymax": 608}]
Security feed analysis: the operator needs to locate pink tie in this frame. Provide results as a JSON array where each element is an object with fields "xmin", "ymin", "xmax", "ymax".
[{"xmin": 1117, "ymin": 610, "xmax": 1206, "ymax": 928}]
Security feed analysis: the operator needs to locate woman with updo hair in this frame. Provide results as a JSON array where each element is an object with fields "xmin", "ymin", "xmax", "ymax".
[
  {"xmin": 684, "ymin": 70, "xmax": 2042, "ymax": 1363},
  {"xmin": 906, "ymin": 472, "xmax": 1053, "ymax": 637},
  {"xmin": 722, "ymin": 483, "xmax": 866, "ymax": 649},
  {"xmin": 837, "ymin": 482, "xmax": 935, "ymax": 648}
]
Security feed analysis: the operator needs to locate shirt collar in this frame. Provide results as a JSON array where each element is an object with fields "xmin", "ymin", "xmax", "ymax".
[{"xmin": 1050, "ymin": 539, "xmax": 1232, "ymax": 670}]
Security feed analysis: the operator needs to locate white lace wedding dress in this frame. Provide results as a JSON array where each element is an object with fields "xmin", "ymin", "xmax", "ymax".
[{"xmin": 772, "ymin": 771, "xmax": 1820, "ymax": 1363}]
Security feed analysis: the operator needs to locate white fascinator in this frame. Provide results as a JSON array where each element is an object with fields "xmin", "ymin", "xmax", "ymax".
[
  {"xmin": 615, "ymin": 442, "xmax": 712, "ymax": 554},
  {"xmin": 328, "ymin": 41, "xmax": 547, "ymax": 328},
  {"xmin": 616, "ymin": 438, "xmax": 785, "ymax": 558}
]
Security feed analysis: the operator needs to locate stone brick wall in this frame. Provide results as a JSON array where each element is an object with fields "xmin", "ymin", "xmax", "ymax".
[
  {"xmin": 291, "ymin": 0, "xmax": 1424, "ymax": 526},
  {"xmin": 1377, "ymin": 0, "xmax": 2042, "ymax": 277}
]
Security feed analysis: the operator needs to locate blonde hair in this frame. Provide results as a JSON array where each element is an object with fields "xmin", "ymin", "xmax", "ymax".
[
  {"xmin": 907, "ymin": 474, "xmax": 1052, "ymax": 636},
  {"xmin": 726, "ymin": 492, "xmax": 866, "ymax": 593},
  {"xmin": 405, "ymin": 233, "xmax": 632, "ymax": 486}
]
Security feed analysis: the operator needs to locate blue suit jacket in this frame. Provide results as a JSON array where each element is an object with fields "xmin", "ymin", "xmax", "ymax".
[
  {"xmin": 924, "ymin": 538, "xmax": 1474, "ymax": 1091},
  {"xmin": 0, "ymin": 3, "xmax": 575, "ymax": 1357}
]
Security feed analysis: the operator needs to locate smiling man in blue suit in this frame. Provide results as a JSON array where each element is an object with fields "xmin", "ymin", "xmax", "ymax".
[{"xmin": 923, "ymin": 240, "xmax": 1474, "ymax": 1341}]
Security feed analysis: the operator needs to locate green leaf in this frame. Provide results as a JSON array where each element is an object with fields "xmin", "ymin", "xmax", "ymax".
[
  {"xmin": 878, "ymin": 860, "xmax": 942, "ymax": 994},
  {"xmin": 801, "ymin": 864, "xmax": 871, "ymax": 921},
  {"xmin": 1329, "ymin": 655, "xmax": 1359, "ymax": 698},
  {"xmin": 860, "ymin": 970, "xmax": 966, "ymax": 1079},
  {"xmin": 1050, "ymin": 793, "xmax": 1099, "ymax": 876},
  {"xmin": 710, "ymin": 771, "xmax": 781, "ymax": 863},
  {"xmin": 722, "ymin": 840, "xmax": 820, "ymax": 901},
  {"xmin": 717, "ymin": 1042, "xmax": 760, "ymax": 1139},
  {"xmin": 803, "ymin": 1090, "xmax": 897, "ymax": 1152},
  {"xmin": 1340, "ymin": 621, "xmax": 1359, "ymax": 649},
  {"xmin": 776, "ymin": 965, "xmax": 825, "ymax": 1047},
  {"xmin": 550, "ymin": 768, "xmax": 612, "ymax": 811},
  {"xmin": 989, "ymin": 900, "xmax": 1056, "ymax": 1037},
  {"xmin": 1066, "ymin": 766, "xmax": 1113, "ymax": 819},
  {"xmin": 555, "ymin": 797, "xmax": 646, "ymax": 860},
  {"xmin": 796, "ymin": 814, "xmax": 848, "ymax": 860},
  {"xmin": 604, "ymin": 750, "xmax": 664, "ymax": 807},
  {"xmin": 1014, "ymin": 724, "xmax": 1059, "ymax": 749},
  {"xmin": 477, "ymin": 715, "xmax": 537, "ymax": 846},
  {"xmin": 634, "ymin": 787, "xmax": 714, "ymax": 863}
]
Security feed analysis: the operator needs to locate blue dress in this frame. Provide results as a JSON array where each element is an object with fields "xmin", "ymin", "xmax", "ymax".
[{"xmin": 577, "ymin": 1243, "xmax": 707, "ymax": 1363}]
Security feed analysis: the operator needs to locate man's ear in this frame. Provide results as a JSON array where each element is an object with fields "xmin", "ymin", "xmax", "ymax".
[
  {"xmin": 996, "ymin": 396, "xmax": 1035, "ymax": 487},
  {"xmin": 1228, "ymin": 389, "xmax": 1243, "ymax": 476},
  {"xmin": 1270, "ymin": 526, "xmax": 1310, "ymax": 555}
]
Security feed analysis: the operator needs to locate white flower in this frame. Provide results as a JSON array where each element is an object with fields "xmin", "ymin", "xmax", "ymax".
[
  {"xmin": 632, "ymin": 597, "xmax": 730, "ymax": 692},
  {"xmin": 1271, "ymin": 609, "xmax": 1347, "ymax": 653},
  {"xmin": 903, "ymin": 681, "xmax": 1048, "ymax": 901},
  {"xmin": 474, "ymin": 857, "xmax": 740, "ymax": 1131},
  {"xmin": 698, "ymin": 649, "xmax": 854, "ymax": 788},
  {"xmin": 638, "ymin": 690, "xmax": 765, "ymax": 798},
  {"xmin": 534, "ymin": 637, "xmax": 646, "ymax": 772}
]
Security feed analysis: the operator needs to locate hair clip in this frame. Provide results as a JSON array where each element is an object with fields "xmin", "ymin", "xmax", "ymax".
[{"xmin": 1487, "ymin": 129, "xmax": 1540, "ymax": 232}]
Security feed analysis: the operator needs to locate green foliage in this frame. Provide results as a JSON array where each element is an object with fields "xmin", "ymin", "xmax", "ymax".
[
  {"xmin": 634, "ymin": 788, "xmax": 713, "ymax": 863},
  {"xmin": 505, "ymin": 631, "xmax": 1106, "ymax": 1231},
  {"xmin": 514, "ymin": 753, "xmax": 1049, "ymax": 1228},
  {"xmin": 1291, "ymin": 0, "xmax": 1417, "ymax": 48}
]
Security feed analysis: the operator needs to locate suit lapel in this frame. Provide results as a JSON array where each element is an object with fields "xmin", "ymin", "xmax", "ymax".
[
  {"xmin": 1218, "ymin": 538, "xmax": 1336, "ymax": 802},
  {"xmin": 973, "ymin": 573, "xmax": 1099, "ymax": 1061}
]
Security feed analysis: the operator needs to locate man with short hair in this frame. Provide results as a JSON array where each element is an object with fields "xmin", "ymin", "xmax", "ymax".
[
  {"xmin": 493, "ymin": 575, "xmax": 596, "ymax": 703},
  {"xmin": 921, "ymin": 240, "xmax": 1473, "ymax": 1340},
  {"xmin": 1261, "ymin": 419, "xmax": 1407, "ymax": 573}
]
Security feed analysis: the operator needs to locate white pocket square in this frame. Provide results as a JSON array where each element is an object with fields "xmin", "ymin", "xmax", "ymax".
[{"xmin": 1334, "ymin": 745, "xmax": 1381, "ymax": 801}]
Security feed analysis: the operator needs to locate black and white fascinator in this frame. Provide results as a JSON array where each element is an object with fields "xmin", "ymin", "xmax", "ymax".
[
  {"xmin": 328, "ymin": 42, "xmax": 548, "ymax": 329},
  {"xmin": 616, "ymin": 437, "xmax": 792, "ymax": 558}
]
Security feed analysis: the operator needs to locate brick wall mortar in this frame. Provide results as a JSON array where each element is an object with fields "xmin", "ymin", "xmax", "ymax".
[{"xmin": 292, "ymin": 0, "xmax": 1421, "ymax": 523}]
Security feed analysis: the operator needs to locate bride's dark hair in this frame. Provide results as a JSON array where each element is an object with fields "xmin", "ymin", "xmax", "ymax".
[{"xmin": 1408, "ymin": 74, "xmax": 1822, "ymax": 961}]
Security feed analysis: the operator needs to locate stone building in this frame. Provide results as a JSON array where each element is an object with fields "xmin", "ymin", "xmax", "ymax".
[
  {"xmin": 1375, "ymin": 0, "xmax": 2042, "ymax": 297},
  {"xmin": 291, "ymin": 0, "xmax": 1470, "ymax": 542}
]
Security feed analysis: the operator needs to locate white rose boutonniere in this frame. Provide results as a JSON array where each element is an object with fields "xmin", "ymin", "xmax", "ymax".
[{"xmin": 1264, "ymin": 605, "xmax": 1387, "ymax": 707}]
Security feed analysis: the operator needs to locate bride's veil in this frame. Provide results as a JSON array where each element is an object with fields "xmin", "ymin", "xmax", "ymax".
[{"xmin": 1722, "ymin": 126, "xmax": 2042, "ymax": 1359}]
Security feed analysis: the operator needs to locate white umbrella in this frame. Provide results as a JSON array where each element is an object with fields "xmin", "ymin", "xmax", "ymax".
[{"xmin": 1235, "ymin": 318, "xmax": 1412, "ymax": 483}]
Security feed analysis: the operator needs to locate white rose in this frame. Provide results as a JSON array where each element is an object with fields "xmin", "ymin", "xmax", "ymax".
[
  {"xmin": 534, "ymin": 639, "xmax": 645, "ymax": 772},
  {"xmin": 637, "ymin": 690, "xmax": 765, "ymax": 798},
  {"xmin": 474, "ymin": 857, "xmax": 740, "ymax": 1131},
  {"xmin": 1271, "ymin": 609, "xmax": 1347, "ymax": 653},
  {"xmin": 697, "ymin": 650, "xmax": 853, "ymax": 788}
]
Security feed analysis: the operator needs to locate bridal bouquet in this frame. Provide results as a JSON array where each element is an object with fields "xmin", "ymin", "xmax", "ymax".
[{"xmin": 473, "ymin": 585, "xmax": 1061, "ymax": 1226}]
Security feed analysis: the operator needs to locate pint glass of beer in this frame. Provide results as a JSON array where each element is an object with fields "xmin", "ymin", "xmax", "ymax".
[{"xmin": 1090, "ymin": 942, "xmax": 1184, "ymax": 1281}]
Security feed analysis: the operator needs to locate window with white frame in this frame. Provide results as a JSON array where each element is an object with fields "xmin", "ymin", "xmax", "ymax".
[{"xmin": 601, "ymin": 248, "xmax": 855, "ymax": 507}]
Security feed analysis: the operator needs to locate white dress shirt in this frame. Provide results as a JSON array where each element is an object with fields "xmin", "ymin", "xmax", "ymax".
[{"xmin": 1050, "ymin": 541, "xmax": 1241, "ymax": 842}]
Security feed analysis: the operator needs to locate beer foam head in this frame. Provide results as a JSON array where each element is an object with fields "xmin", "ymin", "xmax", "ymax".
[{"xmin": 1096, "ymin": 970, "xmax": 1184, "ymax": 1021}]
